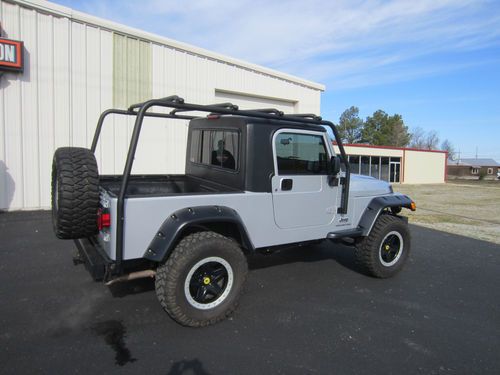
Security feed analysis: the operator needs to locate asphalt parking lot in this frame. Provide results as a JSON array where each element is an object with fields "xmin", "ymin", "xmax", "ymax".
[{"xmin": 1, "ymin": 211, "xmax": 499, "ymax": 374}]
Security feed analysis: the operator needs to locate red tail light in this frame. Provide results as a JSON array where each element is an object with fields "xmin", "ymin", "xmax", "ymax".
[{"xmin": 97, "ymin": 208, "xmax": 111, "ymax": 230}]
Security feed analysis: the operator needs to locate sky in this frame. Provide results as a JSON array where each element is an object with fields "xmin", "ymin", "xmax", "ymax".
[{"xmin": 53, "ymin": 0, "xmax": 500, "ymax": 160}]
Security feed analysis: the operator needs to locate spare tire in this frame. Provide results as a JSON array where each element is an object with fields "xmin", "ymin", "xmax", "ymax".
[{"xmin": 51, "ymin": 147, "xmax": 99, "ymax": 239}]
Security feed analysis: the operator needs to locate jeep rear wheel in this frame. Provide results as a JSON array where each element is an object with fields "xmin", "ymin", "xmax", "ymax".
[
  {"xmin": 355, "ymin": 214, "xmax": 411, "ymax": 278},
  {"xmin": 51, "ymin": 147, "xmax": 99, "ymax": 239},
  {"xmin": 155, "ymin": 231, "xmax": 248, "ymax": 327}
]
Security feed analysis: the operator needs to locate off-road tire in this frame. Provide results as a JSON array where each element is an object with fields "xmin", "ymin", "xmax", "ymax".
[
  {"xmin": 355, "ymin": 214, "xmax": 410, "ymax": 278},
  {"xmin": 155, "ymin": 231, "xmax": 248, "ymax": 327},
  {"xmin": 51, "ymin": 147, "xmax": 99, "ymax": 239}
]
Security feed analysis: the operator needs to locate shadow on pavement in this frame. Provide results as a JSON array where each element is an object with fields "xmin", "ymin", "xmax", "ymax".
[
  {"xmin": 108, "ymin": 241, "xmax": 365, "ymax": 298},
  {"xmin": 247, "ymin": 241, "xmax": 363, "ymax": 274},
  {"xmin": 107, "ymin": 241, "xmax": 363, "ymax": 299},
  {"xmin": 108, "ymin": 277, "xmax": 155, "ymax": 298}
]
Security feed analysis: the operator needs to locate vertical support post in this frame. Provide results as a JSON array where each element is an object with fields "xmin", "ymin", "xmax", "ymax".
[
  {"xmin": 325, "ymin": 121, "xmax": 350, "ymax": 215},
  {"xmin": 115, "ymin": 102, "xmax": 154, "ymax": 274}
]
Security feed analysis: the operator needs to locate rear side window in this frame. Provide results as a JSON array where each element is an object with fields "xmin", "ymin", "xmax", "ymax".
[
  {"xmin": 275, "ymin": 132, "xmax": 328, "ymax": 175},
  {"xmin": 190, "ymin": 129, "xmax": 239, "ymax": 170}
]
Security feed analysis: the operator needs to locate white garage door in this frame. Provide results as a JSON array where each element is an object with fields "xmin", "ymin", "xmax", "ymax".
[{"xmin": 214, "ymin": 90, "xmax": 297, "ymax": 114}]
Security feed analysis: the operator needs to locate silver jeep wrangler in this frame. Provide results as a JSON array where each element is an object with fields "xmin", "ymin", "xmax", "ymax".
[{"xmin": 51, "ymin": 96, "xmax": 416, "ymax": 327}]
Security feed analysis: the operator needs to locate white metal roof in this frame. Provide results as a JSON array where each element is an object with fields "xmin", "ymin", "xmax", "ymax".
[
  {"xmin": 11, "ymin": 0, "xmax": 325, "ymax": 91},
  {"xmin": 449, "ymin": 158, "xmax": 500, "ymax": 167}
]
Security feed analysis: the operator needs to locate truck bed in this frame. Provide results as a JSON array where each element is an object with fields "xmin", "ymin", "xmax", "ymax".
[{"xmin": 100, "ymin": 174, "xmax": 241, "ymax": 197}]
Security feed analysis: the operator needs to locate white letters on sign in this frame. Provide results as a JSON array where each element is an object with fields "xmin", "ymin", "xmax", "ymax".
[
  {"xmin": 0, "ymin": 44, "xmax": 17, "ymax": 62},
  {"xmin": 0, "ymin": 38, "xmax": 23, "ymax": 72}
]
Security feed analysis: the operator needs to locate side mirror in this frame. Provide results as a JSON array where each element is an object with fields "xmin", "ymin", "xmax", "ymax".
[{"xmin": 329, "ymin": 156, "xmax": 341, "ymax": 176}]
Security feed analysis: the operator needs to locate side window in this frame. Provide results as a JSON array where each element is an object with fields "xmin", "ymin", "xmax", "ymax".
[
  {"xmin": 189, "ymin": 129, "xmax": 239, "ymax": 170},
  {"xmin": 189, "ymin": 130, "xmax": 201, "ymax": 163},
  {"xmin": 275, "ymin": 132, "xmax": 329, "ymax": 175}
]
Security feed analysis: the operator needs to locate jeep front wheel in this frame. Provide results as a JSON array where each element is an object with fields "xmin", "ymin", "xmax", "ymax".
[
  {"xmin": 355, "ymin": 214, "xmax": 411, "ymax": 278},
  {"xmin": 155, "ymin": 231, "xmax": 248, "ymax": 327}
]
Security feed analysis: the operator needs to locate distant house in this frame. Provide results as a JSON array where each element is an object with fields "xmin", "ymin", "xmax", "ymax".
[{"xmin": 447, "ymin": 158, "xmax": 500, "ymax": 179}]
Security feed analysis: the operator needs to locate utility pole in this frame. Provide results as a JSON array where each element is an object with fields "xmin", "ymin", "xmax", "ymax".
[{"xmin": 475, "ymin": 146, "xmax": 478, "ymax": 159}]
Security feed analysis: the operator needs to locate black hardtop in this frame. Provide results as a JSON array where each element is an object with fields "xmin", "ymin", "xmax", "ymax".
[
  {"xmin": 186, "ymin": 115, "xmax": 329, "ymax": 193},
  {"xmin": 189, "ymin": 115, "xmax": 328, "ymax": 133}
]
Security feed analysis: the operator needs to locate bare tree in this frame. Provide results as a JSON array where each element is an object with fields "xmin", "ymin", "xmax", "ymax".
[
  {"xmin": 425, "ymin": 131, "xmax": 440, "ymax": 150},
  {"xmin": 410, "ymin": 128, "xmax": 440, "ymax": 150},
  {"xmin": 441, "ymin": 139, "xmax": 456, "ymax": 159},
  {"xmin": 409, "ymin": 127, "xmax": 426, "ymax": 148}
]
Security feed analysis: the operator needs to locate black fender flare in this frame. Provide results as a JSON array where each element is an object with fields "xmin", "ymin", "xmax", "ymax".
[
  {"xmin": 358, "ymin": 195, "xmax": 413, "ymax": 236},
  {"xmin": 143, "ymin": 205, "xmax": 254, "ymax": 263}
]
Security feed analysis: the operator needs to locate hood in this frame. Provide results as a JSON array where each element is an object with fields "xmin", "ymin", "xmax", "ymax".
[{"xmin": 349, "ymin": 174, "xmax": 393, "ymax": 197}]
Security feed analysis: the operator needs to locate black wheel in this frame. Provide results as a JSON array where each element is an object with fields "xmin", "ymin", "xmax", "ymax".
[
  {"xmin": 155, "ymin": 231, "xmax": 248, "ymax": 327},
  {"xmin": 51, "ymin": 147, "xmax": 99, "ymax": 239},
  {"xmin": 355, "ymin": 214, "xmax": 411, "ymax": 278}
]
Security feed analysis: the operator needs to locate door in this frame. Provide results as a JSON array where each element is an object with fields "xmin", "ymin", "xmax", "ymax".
[
  {"xmin": 271, "ymin": 130, "xmax": 339, "ymax": 229},
  {"xmin": 390, "ymin": 162, "xmax": 400, "ymax": 183}
]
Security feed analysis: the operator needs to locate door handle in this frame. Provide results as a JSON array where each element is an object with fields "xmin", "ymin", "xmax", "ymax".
[{"xmin": 281, "ymin": 178, "xmax": 293, "ymax": 191}]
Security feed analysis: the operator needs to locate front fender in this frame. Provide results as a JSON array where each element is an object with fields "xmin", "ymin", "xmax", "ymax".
[
  {"xmin": 358, "ymin": 194, "xmax": 413, "ymax": 236},
  {"xmin": 143, "ymin": 205, "xmax": 254, "ymax": 263}
]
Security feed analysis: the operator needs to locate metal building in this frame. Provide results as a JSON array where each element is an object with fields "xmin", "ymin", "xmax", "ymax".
[{"xmin": 0, "ymin": 0, "xmax": 324, "ymax": 210}]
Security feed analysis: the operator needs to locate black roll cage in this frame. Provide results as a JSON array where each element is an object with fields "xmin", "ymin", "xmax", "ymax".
[{"xmin": 90, "ymin": 95, "xmax": 351, "ymax": 274}]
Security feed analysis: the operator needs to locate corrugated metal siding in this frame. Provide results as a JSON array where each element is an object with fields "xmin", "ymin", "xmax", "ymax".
[
  {"xmin": 0, "ymin": 0, "xmax": 322, "ymax": 210},
  {"xmin": 214, "ymin": 90, "xmax": 296, "ymax": 113}
]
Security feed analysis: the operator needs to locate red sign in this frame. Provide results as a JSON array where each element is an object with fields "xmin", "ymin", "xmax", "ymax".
[{"xmin": 0, "ymin": 38, "xmax": 23, "ymax": 72}]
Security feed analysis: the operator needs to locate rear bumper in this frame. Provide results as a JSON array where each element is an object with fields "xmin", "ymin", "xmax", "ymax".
[{"xmin": 74, "ymin": 237, "xmax": 113, "ymax": 281}]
